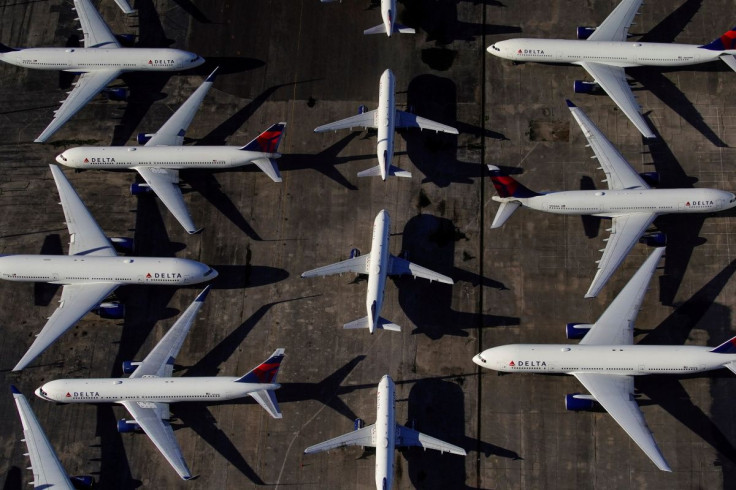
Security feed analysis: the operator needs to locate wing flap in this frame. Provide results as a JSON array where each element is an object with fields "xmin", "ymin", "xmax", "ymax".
[
  {"xmin": 314, "ymin": 110, "xmax": 377, "ymax": 132},
  {"xmin": 388, "ymin": 255, "xmax": 453, "ymax": 284},
  {"xmin": 304, "ymin": 425, "xmax": 376, "ymax": 453},
  {"xmin": 301, "ymin": 254, "xmax": 370, "ymax": 277},
  {"xmin": 395, "ymin": 425, "xmax": 466, "ymax": 455}
]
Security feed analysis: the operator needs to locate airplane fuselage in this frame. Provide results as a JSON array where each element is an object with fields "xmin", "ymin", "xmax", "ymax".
[
  {"xmin": 375, "ymin": 375, "xmax": 396, "ymax": 490},
  {"xmin": 381, "ymin": 0, "xmax": 396, "ymax": 37},
  {"xmin": 488, "ymin": 39, "xmax": 734, "ymax": 67},
  {"xmin": 366, "ymin": 210, "xmax": 391, "ymax": 333},
  {"xmin": 474, "ymin": 344, "xmax": 736, "ymax": 375},
  {"xmin": 0, "ymin": 47, "xmax": 203, "ymax": 72},
  {"xmin": 0, "ymin": 255, "xmax": 215, "ymax": 285},
  {"xmin": 36, "ymin": 378, "xmax": 280, "ymax": 404},
  {"xmin": 376, "ymin": 69, "xmax": 396, "ymax": 180},
  {"xmin": 508, "ymin": 188, "xmax": 736, "ymax": 216},
  {"xmin": 57, "ymin": 146, "xmax": 279, "ymax": 170}
]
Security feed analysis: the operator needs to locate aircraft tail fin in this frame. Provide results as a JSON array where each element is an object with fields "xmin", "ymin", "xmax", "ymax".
[
  {"xmin": 241, "ymin": 122, "xmax": 287, "ymax": 153},
  {"xmin": 710, "ymin": 336, "xmax": 736, "ymax": 354},
  {"xmin": 363, "ymin": 24, "xmax": 388, "ymax": 35},
  {"xmin": 700, "ymin": 26, "xmax": 736, "ymax": 50},
  {"xmin": 487, "ymin": 165, "xmax": 539, "ymax": 198},
  {"xmin": 491, "ymin": 200, "xmax": 522, "ymax": 229},
  {"xmin": 236, "ymin": 348, "xmax": 286, "ymax": 384},
  {"xmin": 249, "ymin": 389, "xmax": 282, "ymax": 419},
  {"xmin": 343, "ymin": 316, "xmax": 401, "ymax": 332},
  {"xmin": 0, "ymin": 43, "xmax": 17, "ymax": 53}
]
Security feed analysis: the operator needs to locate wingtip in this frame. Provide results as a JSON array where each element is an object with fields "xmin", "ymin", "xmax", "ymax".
[
  {"xmin": 205, "ymin": 67, "xmax": 219, "ymax": 82},
  {"xmin": 565, "ymin": 99, "xmax": 576, "ymax": 108},
  {"xmin": 195, "ymin": 285, "xmax": 211, "ymax": 302},
  {"xmin": 187, "ymin": 227, "xmax": 205, "ymax": 235},
  {"xmin": 10, "ymin": 385, "xmax": 20, "ymax": 395}
]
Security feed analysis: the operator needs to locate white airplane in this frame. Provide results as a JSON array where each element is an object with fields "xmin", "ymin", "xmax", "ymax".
[
  {"xmin": 304, "ymin": 375, "xmax": 466, "ymax": 490},
  {"xmin": 35, "ymin": 287, "xmax": 286, "ymax": 480},
  {"xmin": 301, "ymin": 209, "xmax": 453, "ymax": 333},
  {"xmin": 474, "ymin": 246, "xmax": 736, "ymax": 471},
  {"xmin": 113, "ymin": 0, "xmax": 136, "ymax": 14},
  {"xmin": 0, "ymin": 165, "xmax": 217, "ymax": 372},
  {"xmin": 314, "ymin": 68, "xmax": 458, "ymax": 180},
  {"xmin": 486, "ymin": 0, "xmax": 736, "ymax": 138},
  {"xmin": 11, "ymin": 386, "xmax": 94, "ymax": 489},
  {"xmin": 488, "ymin": 100, "xmax": 736, "ymax": 298},
  {"xmin": 0, "ymin": 0, "xmax": 204, "ymax": 143},
  {"xmin": 320, "ymin": 0, "xmax": 415, "ymax": 37},
  {"xmin": 55, "ymin": 69, "xmax": 286, "ymax": 234}
]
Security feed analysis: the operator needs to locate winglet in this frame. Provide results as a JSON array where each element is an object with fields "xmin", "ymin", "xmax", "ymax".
[
  {"xmin": 205, "ymin": 67, "xmax": 219, "ymax": 83},
  {"xmin": 10, "ymin": 385, "xmax": 20, "ymax": 395},
  {"xmin": 565, "ymin": 99, "xmax": 576, "ymax": 108},
  {"xmin": 194, "ymin": 285, "xmax": 211, "ymax": 303}
]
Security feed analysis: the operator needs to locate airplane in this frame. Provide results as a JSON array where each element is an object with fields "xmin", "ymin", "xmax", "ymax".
[
  {"xmin": 486, "ymin": 0, "xmax": 736, "ymax": 138},
  {"xmin": 35, "ymin": 286, "xmax": 286, "ymax": 480},
  {"xmin": 301, "ymin": 209, "xmax": 453, "ymax": 333},
  {"xmin": 314, "ymin": 68, "xmax": 458, "ymax": 180},
  {"xmin": 320, "ymin": 0, "xmax": 415, "ymax": 37},
  {"xmin": 304, "ymin": 374, "xmax": 466, "ymax": 490},
  {"xmin": 473, "ymin": 246, "xmax": 736, "ymax": 471},
  {"xmin": 0, "ymin": 0, "xmax": 204, "ymax": 143},
  {"xmin": 55, "ymin": 69, "xmax": 286, "ymax": 234},
  {"xmin": 11, "ymin": 386, "xmax": 94, "ymax": 489},
  {"xmin": 112, "ymin": 0, "xmax": 136, "ymax": 14},
  {"xmin": 0, "ymin": 165, "xmax": 217, "ymax": 371},
  {"xmin": 488, "ymin": 100, "xmax": 736, "ymax": 298}
]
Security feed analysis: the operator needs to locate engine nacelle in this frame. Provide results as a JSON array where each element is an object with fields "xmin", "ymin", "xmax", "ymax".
[
  {"xmin": 108, "ymin": 236, "xmax": 135, "ymax": 254},
  {"xmin": 137, "ymin": 133, "xmax": 154, "ymax": 144},
  {"xmin": 358, "ymin": 105, "xmax": 367, "ymax": 114},
  {"xmin": 103, "ymin": 87, "xmax": 128, "ymax": 102},
  {"xmin": 573, "ymin": 80, "xmax": 599, "ymax": 94},
  {"xmin": 639, "ymin": 171, "xmax": 660, "ymax": 187},
  {"xmin": 70, "ymin": 475, "xmax": 95, "ymax": 489},
  {"xmin": 121, "ymin": 361, "xmax": 141, "ymax": 375},
  {"xmin": 349, "ymin": 248, "xmax": 361, "ymax": 258},
  {"xmin": 130, "ymin": 182, "xmax": 153, "ymax": 195},
  {"xmin": 115, "ymin": 33, "xmax": 136, "ymax": 46},
  {"xmin": 117, "ymin": 419, "xmax": 141, "ymax": 433},
  {"xmin": 96, "ymin": 302, "xmax": 125, "ymax": 319},
  {"xmin": 639, "ymin": 231, "xmax": 666, "ymax": 247},
  {"xmin": 566, "ymin": 323, "xmax": 593, "ymax": 339},
  {"xmin": 353, "ymin": 418, "xmax": 364, "ymax": 431},
  {"xmin": 576, "ymin": 26, "xmax": 596, "ymax": 39},
  {"xmin": 565, "ymin": 393, "xmax": 595, "ymax": 411}
]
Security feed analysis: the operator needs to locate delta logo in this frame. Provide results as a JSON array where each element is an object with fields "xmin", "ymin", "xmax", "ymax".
[
  {"xmin": 511, "ymin": 360, "xmax": 547, "ymax": 367},
  {"xmin": 66, "ymin": 392, "xmax": 71, "ymax": 397},
  {"xmin": 84, "ymin": 157, "xmax": 116, "ymax": 163},
  {"xmin": 146, "ymin": 272, "xmax": 183, "ymax": 279},
  {"xmin": 70, "ymin": 391, "xmax": 100, "ymax": 397},
  {"xmin": 685, "ymin": 200, "xmax": 714, "ymax": 207},
  {"xmin": 147, "ymin": 59, "xmax": 175, "ymax": 65},
  {"xmin": 517, "ymin": 49, "xmax": 544, "ymax": 55},
  {"xmin": 509, "ymin": 361, "xmax": 515, "ymax": 366}
]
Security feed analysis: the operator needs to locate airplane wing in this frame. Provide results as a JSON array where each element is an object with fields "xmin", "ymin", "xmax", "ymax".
[
  {"xmin": 75, "ymin": 0, "xmax": 120, "ymax": 48},
  {"xmin": 566, "ymin": 100, "xmax": 649, "ymax": 191},
  {"xmin": 303, "ymin": 425, "xmax": 376, "ymax": 453},
  {"xmin": 35, "ymin": 70, "xmax": 122, "ymax": 143},
  {"xmin": 576, "ymin": 62, "xmax": 655, "ymax": 139},
  {"xmin": 13, "ymin": 282, "xmax": 119, "ymax": 371},
  {"xmin": 113, "ymin": 0, "xmax": 136, "ymax": 14},
  {"xmin": 585, "ymin": 212, "xmax": 656, "ymax": 298},
  {"xmin": 301, "ymin": 253, "xmax": 370, "ymax": 277},
  {"xmin": 130, "ymin": 287, "xmax": 210, "ymax": 379},
  {"xmin": 11, "ymin": 387, "xmax": 75, "ymax": 490},
  {"xmin": 395, "ymin": 425, "xmax": 466, "ymax": 455},
  {"xmin": 581, "ymin": 247, "xmax": 663, "ymax": 345},
  {"xmin": 572, "ymin": 373, "xmax": 671, "ymax": 472},
  {"xmin": 314, "ymin": 110, "xmax": 377, "ymax": 132},
  {"xmin": 120, "ymin": 400, "xmax": 192, "ymax": 480},
  {"xmin": 135, "ymin": 167, "xmax": 200, "ymax": 234},
  {"xmin": 387, "ymin": 255, "xmax": 454, "ymax": 284},
  {"xmin": 49, "ymin": 165, "xmax": 117, "ymax": 257},
  {"xmin": 144, "ymin": 69, "xmax": 218, "ymax": 147},
  {"xmin": 395, "ymin": 110, "xmax": 458, "ymax": 134},
  {"xmin": 586, "ymin": 0, "xmax": 643, "ymax": 42}
]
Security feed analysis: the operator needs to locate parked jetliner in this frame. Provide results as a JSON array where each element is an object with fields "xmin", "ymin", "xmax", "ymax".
[
  {"xmin": 56, "ymin": 69, "xmax": 286, "ymax": 234},
  {"xmin": 486, "ymin": 0, "xmax": 736, "ymax": 138},
  {"xmin": 321, "ymin": 0, "xmax": 415, "ymax": 37},
  {"xmin": 11, "ymin": 386, "xmax": 93, "ymax": 489},
  {"xmin": 0, "ymin": 0, "xmax": 204, "ymax": 142},
  {"xmin": 314, "ymin": 69, "xmax": 457, "ymax": 180},
  {"xmin": 488, "ymin": 100, "xmax": 736, "ymax": 298},
  {"xmin": 301, "ymin": 209, "xmax": 453, "ymax": 333},
  {"xmin": 0, "ymin": 165, "xmax": 217, "ymax": 371},
  {"xmin": 474, "ymin": 247, "xmax": 736, "ymax": 471},
  {"xmin": 304, "ymin": 375, "xmax": 466, "ymax": 490},
  {"xmin": 35, "ymin": 287, "xmax": 286, "ymax": 480}
]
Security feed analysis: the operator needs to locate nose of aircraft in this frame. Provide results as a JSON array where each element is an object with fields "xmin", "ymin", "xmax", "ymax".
[
  {"xmin": 472, "ymin": 353, "xmax": 488, "ymax": 367},
  {"xmin": 55, "ymin": 152, "xmax": 67, "ymax": 165}
]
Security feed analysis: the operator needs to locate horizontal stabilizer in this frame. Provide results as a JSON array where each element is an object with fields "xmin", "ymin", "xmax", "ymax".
[
  {"xmin": 250, "ymin": 389, "xmax": 282, "ymax": 419},
  {"xmin": 363, "ymin": 24, "xmax": 387, "ymax": 35},
  {"xmin": 343, "ymin": 316, "xmax": 401, "ymax": 332},
  {"xmin": 388, "ymin": 165, "xmax": 412, "ymax": 178},
  {"xmin": 252, "ymin": 157, "xmax": 282, "ymax": 183},
  {"xmin": 720, "ymin": 54, "xmax": 736, "ymax": 72},
  {"xmin": 357, "ymin": 165, "xmax": 382, "ymax": 178},
  {"xmin": 394, "ymin": 23, "xmax": 416, "ymax": 34},
  {"xmin": 723, "ymin": 362, "xmax": 736, "ymax": 375},
  {"xmin": 491, "ymin": 200, "xmax": 521, "ymax": 229}
]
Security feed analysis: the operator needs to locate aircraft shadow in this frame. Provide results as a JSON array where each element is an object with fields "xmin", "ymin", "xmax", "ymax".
[
  {"xmin": 94, "ymin": 404, "xmax": 143, "ymax": 488},
  {"xmin": 395, "ymin": 214, "xmax": 519, "ymax": 340},
  {"xmin": 208, "ymin": 264, "xmax": 288, "ymax": 290},
  {"xmin": 636, "ymin": 0, "xmax": 703, "ymax": 44}
]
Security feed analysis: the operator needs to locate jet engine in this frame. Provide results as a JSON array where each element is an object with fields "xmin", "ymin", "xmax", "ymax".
[
  {"xmin": 130, "ymin": 182, "xmax": 153, "ymax": 195},
  {"xmin": 70, "ymin": 475, "xmax": 95, "ymax": 489},
  {"xmin": 137, "ymin": 133, "xmax": 154, "ymax": 144},
  {"xmin": 576, "ymin": 27, "xmax": 596, "ymax": 39},
  {"xmin": 103, "ymin": 88, "xmax": 128, "ymax": 102},
  {"xmin": 96, "ymin": 302, "xmax": 125, "ymax": 319},
  {"xmin": 639, "ymin": 172, "xmax": 660, "ymax": 187},
  {"xmin": 573, "ymin": 80, "xmax": 599, "ymax": 94},
  {"xmin": 639, "ymin": 232, "xmax": 666, "ymax": 247},
  {"xmin": 121, "ymin": 361, "xmax": 141, "ymax": 375},
  {"xmin": 565, "ymin": 393, "xmax": 595, "ymax": 411},
  {"xmin": 358, "ymin": 105, "xmax": 367, "ymax": 114},
  {"xmin": 353, "ymin": 418, "xmax": 364, "ymax": 431},
  {"xmin": 566, "ymin": 323, "xmax": 592, "ymax": 339},
  {"xmin": 349, "ymin": 248, "xmax": 361, "ymax": 259},
  {"xmin": 117, "ymin": 419, "xmax": 141, "ymax": 433},
  {"xmin": 108, "ymin": 237, "xmax": 135, "ymax": 254}
]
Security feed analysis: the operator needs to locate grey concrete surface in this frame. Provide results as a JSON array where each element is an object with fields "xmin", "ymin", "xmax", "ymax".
[{"xmin": 0, "ymin": 0, "xmax": 734, "ymax": 488}]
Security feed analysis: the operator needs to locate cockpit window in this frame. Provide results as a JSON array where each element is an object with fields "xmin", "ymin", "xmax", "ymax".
[{"xmin": 204, "ymin": 268, "xmax": 214, "ymax": 276}]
